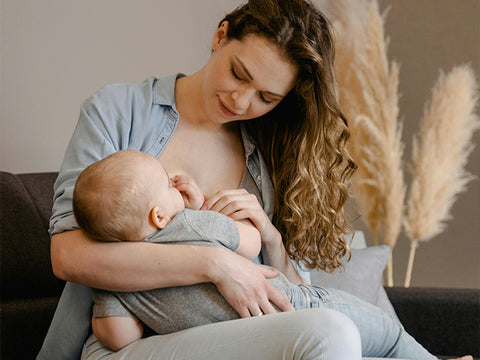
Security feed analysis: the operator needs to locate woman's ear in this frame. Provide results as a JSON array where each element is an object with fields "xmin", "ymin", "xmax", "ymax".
[
  {"xmin": 212, "ymin": 21, "xmax": 229, "ymax": 52},
  {"xmin": 150, "ymin": 206, "xmax": 170, "ymax": 230}
]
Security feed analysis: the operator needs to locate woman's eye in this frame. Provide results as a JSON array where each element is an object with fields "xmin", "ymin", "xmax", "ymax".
[
  {"xmin": 230, "ymin": 66, "xmax": 242, "ymax": 81},
  {"xmin": 260, "ymin": 93, "xmax": 273, "ymax": 105}
]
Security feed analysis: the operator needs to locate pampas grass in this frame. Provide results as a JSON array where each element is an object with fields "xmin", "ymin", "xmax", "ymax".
[
  {"xmin": 403, "ymin": 65, "xmax": 479, "ymax": 287},
  {"xmin": 321, "ymin": 0, "xmax": 479, "ymax": 287},
  {"xmin": 326, "ymin": 0, "xmax": 406, "ymax": 286}
]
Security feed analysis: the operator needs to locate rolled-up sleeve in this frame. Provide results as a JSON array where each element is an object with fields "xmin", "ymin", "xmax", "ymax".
[
  {"xmin": 48, "ymin": 76, "xmax": 178, "ymax": 237},
  {"xmin": 49, "ymin": 90, "xmax": 129, "ymax": 236}
]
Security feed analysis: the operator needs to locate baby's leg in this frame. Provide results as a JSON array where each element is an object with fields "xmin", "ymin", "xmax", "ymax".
[
  {"xmin": 91, "ymin": 316, "xmax": 143, "ymax": 352},
  {"xmin": 291, "ymin": 284, "xmax": 438, "ymax": 359}
]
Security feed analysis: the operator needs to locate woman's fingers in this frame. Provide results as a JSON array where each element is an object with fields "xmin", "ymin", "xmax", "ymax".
[
  {"xmin": 203, "ymin": 190, "xmax": 267, "ymax": 228},
  {"xmin": 239, "ymin": 285, "xmax": 290, "ymax": 318},
  {"xmin": 245, "ymin": 281, "xmax": 293, "ymax": 316},
  {"xmin": 248, "ymin": 306, "xmax": 264, "ymax": 317},
  {"xmin": 259, "ymin": 267, "xmax": 295, "ymax": 312},
  {"xmin": 258, "ymin": 295, "xmax": 280, "ymax": 315},
  {"xmin": 235, "ymin": 306, "xmax": 252, "ymax": 319},
  {"xmin": 211, "ymin": 251, "xmax": 293, "ymax": 318},
  {"xmin": 259, "ymin": 265, "xmax": 279, "ymax": 279},
  {"xmin": 267, "ymin": 286, "xmax": 295, "ymax": 312},
  {"xmin": 203, "ymin": 189, "xmax": 250, "ymax": 211},
  {"xmin": 214, "ymin": 199, "xmax": 255, "ymax": 217}
]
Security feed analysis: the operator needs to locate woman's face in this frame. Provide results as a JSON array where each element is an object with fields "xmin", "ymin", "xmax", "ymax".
[{"xmin": 202, "ymin": 22, "xmax": 298, "ymax": 124}]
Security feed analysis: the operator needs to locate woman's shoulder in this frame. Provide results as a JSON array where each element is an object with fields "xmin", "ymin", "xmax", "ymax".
[
  {"xmin": 84, "ymin": 77, "xmax": 155, "ymax": 108},
  {"xmin": 82, "ymin": 74, "xmax": 181, "ymax": 111}
]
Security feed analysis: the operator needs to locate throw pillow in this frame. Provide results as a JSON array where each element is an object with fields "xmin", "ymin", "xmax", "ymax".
[
  {"xmin": 310, "ymin": 231, "xmax": 400, "ymax": 322},
  {"xmin": 310, "ymin": 245, "xmax": 392, "ymax": 307}
]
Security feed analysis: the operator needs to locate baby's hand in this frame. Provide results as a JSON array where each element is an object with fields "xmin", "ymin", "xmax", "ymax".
[{"xmin": 171, "ymin": 175, "xmax": 205, "ymax": 210}]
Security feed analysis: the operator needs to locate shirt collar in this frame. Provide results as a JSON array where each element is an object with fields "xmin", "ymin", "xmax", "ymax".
[
  {"xmin": 152, "ymin": 73, "xmax": 185, "ymax": 111},
  {"xmin": 240, "ymin": 122, "xmax": 257, "ymax": 158}
]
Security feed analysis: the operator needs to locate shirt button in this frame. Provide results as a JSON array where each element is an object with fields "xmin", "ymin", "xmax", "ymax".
[{"xmin": 257, "ymin": 175, "xmax": 262, "ymax": 182}]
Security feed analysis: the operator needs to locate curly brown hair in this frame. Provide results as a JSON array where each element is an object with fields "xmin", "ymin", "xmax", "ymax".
[{"xmin": 220, "ymin": 0, "xmax": 357, "ymax": 272}]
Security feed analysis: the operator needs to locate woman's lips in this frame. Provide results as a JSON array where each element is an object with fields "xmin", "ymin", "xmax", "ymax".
[{"xmin": 218, "ymin": 97, "xmax": 237, "ymax": 117}]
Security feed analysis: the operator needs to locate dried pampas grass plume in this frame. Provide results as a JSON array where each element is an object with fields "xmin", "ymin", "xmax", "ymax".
[
  {"xmin": 326, "ymin": 0, "xmax": 406, "ymax": 286},
  {"xmin": 404, "ymin": 65, "xmax": 479, "ymax": 287}
]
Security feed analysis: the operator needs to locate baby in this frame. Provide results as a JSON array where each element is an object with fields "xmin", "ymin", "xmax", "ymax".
[
  {"xmin": 73, "ymin": 149, "xmax": 261, "ymax": 350},
  {"xmin": 73, "ymin": 150, "xmax": 439, "ymax": 359}
]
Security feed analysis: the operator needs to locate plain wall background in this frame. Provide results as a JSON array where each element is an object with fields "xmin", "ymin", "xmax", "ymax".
[{"xmin": 1, "ymin": 0, "xmax": 479, "ymax": 289}]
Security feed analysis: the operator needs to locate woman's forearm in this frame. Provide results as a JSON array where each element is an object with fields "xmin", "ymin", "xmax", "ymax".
[
  {"xmin": 261, "ymin": 232, "xmax": 307, "ymax": 285},
  {"xmin": 51, "ymin": 230, "xmax": 219, "ymax": 291}
]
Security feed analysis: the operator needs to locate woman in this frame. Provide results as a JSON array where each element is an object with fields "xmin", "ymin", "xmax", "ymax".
[{"xmin": 40, "ymin": 0, "xmax": 471, "ymax": 359}]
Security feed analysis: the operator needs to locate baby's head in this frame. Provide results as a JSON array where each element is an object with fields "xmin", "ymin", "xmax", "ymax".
[{"xmin": 73, "ymin": 150, "xmax": 185, "ymax": 242}]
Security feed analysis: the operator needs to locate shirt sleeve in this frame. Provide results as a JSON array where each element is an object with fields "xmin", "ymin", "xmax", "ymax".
[
  {"xmin": 146, "ymin": 210, "xmax": 240, "ymax": 252},
  {"xmin": 49, "ymin": 91, "xmax": 126, "ymax": 235},
  {"xmin": 92, "ymin": 289, "xmax": 133, "ymax": 318},
  {"xmin": 183, "ymin": 210, "xmax": 240, "ymax": 252},
  {"xmin": 49, "ymin": 83, "xmax": 143, "ymax": 236}
]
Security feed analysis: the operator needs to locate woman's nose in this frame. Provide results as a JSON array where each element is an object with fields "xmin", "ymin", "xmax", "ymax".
[{"xmin": 231, "ymin": 87, "xmax": 255, "ymax": 112}]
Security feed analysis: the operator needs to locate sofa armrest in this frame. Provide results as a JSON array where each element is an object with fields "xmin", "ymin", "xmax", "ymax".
[{"xmin": 386, "ymin": 287, "xmax": 479, "ymax": 358}]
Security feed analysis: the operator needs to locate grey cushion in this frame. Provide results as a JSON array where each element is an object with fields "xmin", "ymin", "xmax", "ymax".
[
  {"xmin": 310, "ymin": 231, "xmax": 399, "ymax": 321},
  {"xmin": 310, "ymin": 245, "xmax": 390, "ymax": 304}
]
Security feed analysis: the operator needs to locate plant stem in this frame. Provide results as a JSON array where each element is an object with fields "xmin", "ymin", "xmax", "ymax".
[
  {"xmin": 404, "ymin": 240, "xmax": 419, "ymax": 288},
  {"xmin": 386, "ymin": 254, "xmax": 394, "ymax": 287}
]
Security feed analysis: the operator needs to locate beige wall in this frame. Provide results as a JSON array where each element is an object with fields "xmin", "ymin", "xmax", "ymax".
[
  {"xmin": 1, "ymin": 0, "xmax": 240, "ymax": 173},
  {"xmin": 1, "ymin": 0, "xmax": 479, "ymax": 289}
]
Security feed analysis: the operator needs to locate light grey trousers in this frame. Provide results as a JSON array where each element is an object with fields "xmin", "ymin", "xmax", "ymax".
[{"xmin": 81, "ymin": 308, "xmax": 362, "ymax": 360}]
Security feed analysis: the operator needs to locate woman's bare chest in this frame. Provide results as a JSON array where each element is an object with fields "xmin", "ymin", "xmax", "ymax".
[{"xmin": 157, "ymin": 124, "xmax": 245, "ymax": 196}]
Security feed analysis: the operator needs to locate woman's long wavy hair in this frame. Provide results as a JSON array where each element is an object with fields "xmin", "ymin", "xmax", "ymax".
[{"xmin": 220, "ymin": 0, "xmax": 357, "ymax": 272}]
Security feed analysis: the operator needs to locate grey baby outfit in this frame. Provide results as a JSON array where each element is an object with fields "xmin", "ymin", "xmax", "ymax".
[
  {"xmin": 92, "ymin": 209, "xmax": 292, "ymax": 335},
  {"xmin": 91, "ymin": 161, "xmax": 294, "ymax": 335}
]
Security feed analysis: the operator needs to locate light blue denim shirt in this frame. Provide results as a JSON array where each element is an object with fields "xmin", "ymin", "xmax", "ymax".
[
  {"xmin": 50, "ymin": 75, "xmax": 273, "ymax": 233},
  {"xmin": 39, "ymin": 74, "xmax": 309, "ymax": 360}
]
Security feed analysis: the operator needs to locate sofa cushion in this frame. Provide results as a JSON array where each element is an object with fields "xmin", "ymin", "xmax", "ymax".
[
  {"xmin": 310, "ymin": 231, "xmax": 399, "ymax": 321},
  {"xmin": 0, "ymin": 171, "xmax": 64, "ymax": 301},
  {"xmin": 2, "ymin": 296, "xmax": 59, "ymax": 359},
  {"xmin": 310, "ymin": 245, "xmax": 390, "ymax": 304}
]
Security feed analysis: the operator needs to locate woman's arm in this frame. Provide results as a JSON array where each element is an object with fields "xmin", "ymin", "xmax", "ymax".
[
  {"xmin": 234, "ymin": 219, "xmax": 262, "ymax": 260},
  {"xmin": 260, "ymin": 229, "xmax": 308, "ymax": 285},
  {"xmin": 51, "ymin": 229, "xmax": 293, "ymax": 316},
  {"xmin": 202, "ymin": 189, "xmax": 307, "ymax": 284},
  {"xmin": 51, "ymin": 230, "xmax": 216, "ymax": 291}
]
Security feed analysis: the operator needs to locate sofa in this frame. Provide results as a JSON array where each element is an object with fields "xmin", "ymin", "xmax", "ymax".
[{"xmin": 1, "ymin": 170, "xmax": 479, "ymax": 360}]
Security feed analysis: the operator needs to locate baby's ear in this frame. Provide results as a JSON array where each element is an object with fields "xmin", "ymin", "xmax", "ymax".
[{"xmin": 150, "ymin": 206, "xmax": 170, "ymax": 230}]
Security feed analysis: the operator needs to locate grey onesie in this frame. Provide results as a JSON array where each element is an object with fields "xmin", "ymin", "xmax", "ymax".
[{"xmin": 93, "ymin": 209, "xmax": 293, "ymax": 335}]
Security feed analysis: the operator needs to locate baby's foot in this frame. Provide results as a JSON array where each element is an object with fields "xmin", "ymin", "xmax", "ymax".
[{"xmin": 449, "ymin": 356, "xmax": 473, "ymax": 360}]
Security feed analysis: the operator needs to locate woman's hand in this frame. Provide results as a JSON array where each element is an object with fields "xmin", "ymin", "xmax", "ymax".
[
  {"xmin": 171, "ymin": 175, "xmax": 205, "ymax": 210},
  {"xmin": 207, "ymin": 247, "xmax": 294, "ymax": 317},
  {"xmin": 203, "ymin": 188, "xmax": 308, "ymax": 285},
  {"xmin": 201, "ymin": 189, "xmax": 280, "ymax": 246}
]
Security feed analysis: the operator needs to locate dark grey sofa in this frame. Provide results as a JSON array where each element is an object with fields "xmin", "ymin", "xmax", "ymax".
[{"xmin": 1, "ymin": 171, "xmax": 479, "ymax": 360}]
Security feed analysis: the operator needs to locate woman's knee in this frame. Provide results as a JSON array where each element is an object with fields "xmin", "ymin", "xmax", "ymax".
[{"xmin": 289, "ymin": 309, "xmax": 362, "ymax": 359}]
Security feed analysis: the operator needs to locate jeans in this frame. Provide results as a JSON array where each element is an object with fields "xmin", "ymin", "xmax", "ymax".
[{"xmin": 292, "ymin": 285, "xmax": 438, "ymax": 359}]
